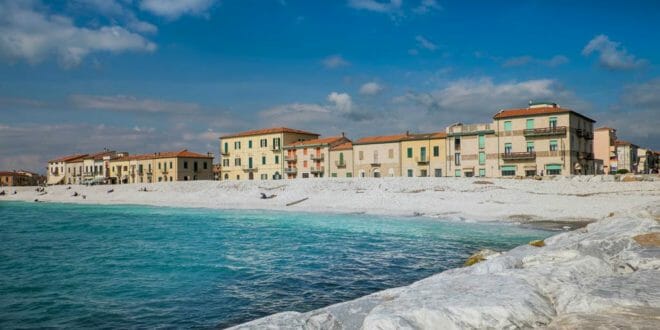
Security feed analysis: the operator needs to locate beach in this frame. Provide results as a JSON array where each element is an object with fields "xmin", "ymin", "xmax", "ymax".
[{"xmin": 2, "ymin": 176, "xmax": 659, "ymax": 328}]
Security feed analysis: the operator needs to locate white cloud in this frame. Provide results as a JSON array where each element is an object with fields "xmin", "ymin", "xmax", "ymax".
[
  {"xmin": 413, "ymin": 0, "xmax": 441, "ymax": 14},
  {"xmin": 347, "ymin": 0, "xmax": 402, "ymax": 13},
  {"xmin": 140, "ymin": 0, "xmax": 216, "ymax": 19},
  {"xmin": 327, "ymin": 92, "xmax": 353, "ymax": 113},
  {"xmin": 502, "ymin": 55, "xmax": 568, "ymax": 68},
  {"xmin": 359, "ymin": 82, "xmax": 384, "ymax": 95},
  {"xmin": 0, "ymin": 1, "xmax": 156, "ymax": 67},
  {"xmin": 582, "ymin": 34, "xmax": 647, "ymax": 70},
  {"xmin": 415, "ymin": 35, "xmax": 438, "ymax": 51},
  {"xmin": 322, "ymin": 54, "xmax": 350, "ymax": 69},
  {"xmin": 73, "ymin": 0, "xmax": 158, "ymax": 33},
  {"xmin": 70, "ymin": 94, "xmax": 200, "ymax": 114}
]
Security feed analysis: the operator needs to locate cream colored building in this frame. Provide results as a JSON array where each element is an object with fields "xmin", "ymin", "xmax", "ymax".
[
  {"xmin": 614, "ymin": 140, "xmax": 639, "ymax": 173},
  {"xmin": 65, "ymin": 158, "xmax": 84, "ymax": 185},
  {"xmin": 82, "ymin": 150, "xmax": 127, "ymax": 184},
  {"xmin": 283, "ymin": 135, "xmax": 351, "ymax": 179},
  {"xmin": 328, "ymin": 141, "xmax": 354, "ymax": 178},
  {"xmin": 47, "ymin": 154, "xmax": 87, "ymax": 185},
  {"xmin": 594, "ymin": 127, "xmax": 618, "ymax": 174},
  {"xmin": 353, "ymin": 133, "xmax": 406, "ymax": 178},
  {"xmin": 492, "ymin": 102, "xmax": 595, "ymax": 176},
  {"xmin": 445, "ymin": 123, "xmax": 498, "ymax": 177},
  {"xmin": 400, "ymin": 132, "xmax": 447, "ymax": 177},
  {"xmin": 109, "ymin": 150, "xmax": 213, "ymax": 184},
  {"xmin": 219, "ymin": 127, "xmax": 320, "ymax": 180}
]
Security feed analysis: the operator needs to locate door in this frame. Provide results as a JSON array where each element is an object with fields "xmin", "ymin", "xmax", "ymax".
[{"xmin": 420, "ymin": 147, "xmax": 427, "ymax": 161}]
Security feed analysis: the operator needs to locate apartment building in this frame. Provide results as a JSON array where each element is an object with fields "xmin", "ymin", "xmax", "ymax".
[
  {"xmin": 353, "ymin": 133, "xmax": 407, "ymax": 177},
  {"xmin": 109, "ymin": 150, "xmax": 213, "ymax": 184},
  {"xmin": 81, "ymin": 150, "xmax": 128, "ymax": 184},
  {"xmin": 219, "ymin": 127, "xmax": 320, "ymax": 180},
  {"xmin": 283, "ymin": 135, "xmax": 351, "ymax": 179},
  {"xmin": 400, "ymin": 132, "xmax": 447, "ymax": 177},
  {"xmin": 493, "ymin": 102, "xmax": 595, "ymax": 176},
  {"xmin": 445, "ymin": 123, "xmax": 497, "ymax": 177},
  {"xmin": 0, "ymin": 171, "xmax": 42, "ymax": 187},
  {"xmin": 328, "ymin": 141, "xmax": 354, "ymax": 178},
  {"xmin": 594, "ymin": 127, "xmax": 618, "ymax": 174},
  {"xmin": 47, "ymin": 154, "xmax": 87, "ymax": 185},
  {"xmin": 614, "ymin": 141, "xmax": 639, "ymax": 173}
]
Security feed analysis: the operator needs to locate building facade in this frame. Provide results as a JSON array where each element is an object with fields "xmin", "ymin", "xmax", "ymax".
[
  {"xmin": 109, "ymin": 150, "xmax": 213, "ymax": 184},
  {"xmin": 328, "ymin": 141, "xmax": 354, "ymax": 178},
  {"xmin": 594, "ymin": 127, "xmax": 618, "ymax": 174},
  {"xmin": 283, "ymin": 135, "xmax": 351, "ymax": 179},
  {"xmin": 47, "ymin": 154, "xmax": 87, "ymax": 185},
  {"xmin": 353, "ymin": 133, "xmax": 407, "ymax": 178},
  {"xmin": 0, "ymin": 171, "xmax": 42, "ymax": 186},
  {"xmin": 400, "ymin": 133, "xmax": 447, "ymax": 177},
  {"xmin": 219, "ymin": 127, "xmax": 320, "ymax": 180},
  {"xmin": 445, "ymin": 123, "xmax": 497, "ymax": 177},
  {"xmin": 614, "ymin": 141, "xmax": 639, "ymax": 173}
]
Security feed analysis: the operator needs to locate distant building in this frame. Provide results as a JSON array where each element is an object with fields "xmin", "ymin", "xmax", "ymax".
[
  {"xmin": 219, "ymin": 127, "xmax": 320, "ymax": 181},
  {"xmin": 109, "ymin": 150, "xmax": 213, "ymax": 184},
  {"xmin": 594, "ymin": 127, "xmax": 618, "ymax": 174},
  {"xmin": 328, "ymin": 141, "xmax": 354, "ymax": 178},
  {"xmin": 614, "ymin": 140, "xmax": 639, "ymax": 173},
  {"xmin": 400, "ymin": 132, "xmax": 447, "ymax": 178},
  {"xmin": 47, "ymin": 154, "xmax": 88, "ymax": 185},
  {"xmin": 0, "ymin": 170, "xmax": 42, "ymax": 186},
  {"xmin": 213, "ymin": 163, "xmax": 222, "ymax": 180},
  {"xmin": 283, "ymin": 135, "xmax": 351, "ymax": 179},
  {"xmin": 446, "ymin": 123, "xmax": 496, "ymax": 177},
  {"xmin": 81, "ymin": 150, "xmax": 128, "ymax": 185}
]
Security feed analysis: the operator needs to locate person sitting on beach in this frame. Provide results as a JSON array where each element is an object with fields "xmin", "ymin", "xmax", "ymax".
[
  {"xmin": 82, "ymin": 195, "xmax": 86, "ymax": 199},
  {"xmin": 0, "ymin": 190, "xmax": 5, "ymax": 196},
  {"xmin": 73, "ymin": 192, "xmax": 79, "ymax": 197},
  {"xmin": 107, "ymin": 189, "xmax": 114, "ymax": 194}
]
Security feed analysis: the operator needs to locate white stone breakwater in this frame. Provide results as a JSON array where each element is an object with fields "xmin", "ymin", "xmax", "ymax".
[{"xmin": 3, "ymin": 176, "xmax": 660, "ymax": 328}]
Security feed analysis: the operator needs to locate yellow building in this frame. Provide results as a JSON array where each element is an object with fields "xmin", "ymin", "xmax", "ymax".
[
  {"xmin": 109, "ymin": 150, "xmax": 213, "ymax": 184},
  {"xmin": 328, "ymin": 141, "xmax": 354, "ymax": 178},
  {"xmin": 47, "ymin": 154, "xmax": 87, "ymax": 185},
  {"xmin": 445, "ymin": 123, "xmax": 498, "ymax": 177},
  {"xmin": 283, "ymin": 135, "xmax": 351, "ymax": 179},
  {"xmin": 219, "ymin": 127, "xmax": 320, "ymax": 180},
  {"xmin": 400, "ymin": 132, "xmax": 447, "ymax": 177}
]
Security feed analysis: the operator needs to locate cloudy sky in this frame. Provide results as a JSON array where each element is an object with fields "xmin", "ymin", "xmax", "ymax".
[{"xmin": 1, "ymin": 0, "xmax": 659, "ymax": 172}]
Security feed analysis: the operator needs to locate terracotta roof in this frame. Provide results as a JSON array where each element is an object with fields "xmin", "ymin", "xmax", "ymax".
[
  {"xmin": 354, "ymin": 133, "xmax": 409, "ymax": 145},
  {"xmin": 220, "ymin": 127, "xmax": 320, "ymax": 139},
  {"xmin": 430, "ymin": 132, "xmax": 447, "ymax": 139},
  {"xmin": 0, "ymin": 171, "xmax": 18, "ymax": 176},
  {"xmin": 114, "ymin": 149, "xmax": 212, "ymax": 161},
  {"xmin": 48, "ymin": 154, "xmax": 88, "ymax": 163},
  {"xmin": 331, "ymin": 141, "xmax": 353, "ymax": 151},
  {"xmin": 493, "ymin": 106, "xmax": 596, "ymax": 122},
  {"xmin": 83, "ymin": 150, "xmax": 120, "ymax": 160},
  {"xmin": 614, "ymin": 140, "xmax": 638, "ymax": 147},
  {"xmin": 286, "ymin": 136, "xmax": 347, "ymax": 148}
]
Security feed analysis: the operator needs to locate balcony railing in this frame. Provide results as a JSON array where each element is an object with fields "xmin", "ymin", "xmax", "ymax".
[
  {"xmin": 241, "ymin": 166, "xmax": 258, "ymax": 172},
  {"xmin": 285, "ymin": 155, "xmax": 297, "ymax": 162},
  {"xmin": 310, "ymin": 154, "xmax": 324, "ymax": 161},
  {"xmin": 284, "ymin": 167, "xmax": 297, "ymax": 174},
  {"xmin": 416, "ymin": 157, "xmax": 429, "ymax": 164},
  {"xmin": 310, "ymin": 166, "xmax": 324, "ymax": 173},
  {"xmin": 523, "ymin": 126, "xmax": 567, "ymax": 137},
  {"xmin": 221, "ymin": 150, "xmax": 229, "ymax": 156},
  {"xmin": 335, "ymin": 161, "xmax": 346, "ymax": 168},
  {"xmin": 579, "ymin": 152, "xmax": 595, "ymax": 160},
  {"xmin": 502, "ymin": 152, "xmax": 536, "ymax": 160}
]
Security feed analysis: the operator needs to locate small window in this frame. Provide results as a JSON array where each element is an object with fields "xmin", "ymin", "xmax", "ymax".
[
  {"xmin": 359, "ymin": 151, "xmax": 364, "ymax": 160},
  {"xmin": 478, "ymin": 135, "xmax": 485, "ymax": 149},
  {"xmin": 549, "ymin": 140, "xmax": 558, "ymax": 151},
  {"xmin": 479, "ymin": 152, "xmax": 486, "ymax": 165},
  {"xmin": 346, "ymin": 173, "xmax": 352, "ymax": 178},
  {"xmin": 407, "ymin": 169, "xmax": 413, "ymax": 177},
  {"xmin": 407, "ymin": 148, "xmax": 413, "ymax": 158},
  {"xmin": 275, "ymin": 155, "xmax": 279, "ymax": 164},
  {"xmin": 388, "ymin": 149, "xmax": 394, "ymax": 159},
  {"xmin": 262, "ymin": 156, "xmax": 266, "ymax": 165},
  {"xmin": 433, "ymin": 146, "xmax": 439, "ymax": 157},
  {"xmin": 501, "ymin": 166, "xmax": 516, "ymax": 176},
  {"xmin": 526, "ymin": 119, "xmax": 534, "ymax": 130},
  {"xmin": 454, "ymin": 153, "xmax": 460, "ymax": 166},
  {"xmin": 331, "ymin": 173, "xmax": 337, "ymax": 177},
  {"xmin": 527, "ymin": 141, "xmax": 534, "ymax": 153},
  {"xmin": 203, "ymin": 162, "xmax": 208, "ymax": 170},
  {"xmin": 504, "ymin": 143, "xmax": 512, "ymax": 154},
  {"xmin": 183, "ymin": 161, "xmax": 188, "ymax": 169},
  {"xmin": 504, "ymin": 121, "xmax": 512, "ymax": 131},
  {"xmin": 170, "ymin": 162, "xmax": 173, "ymax": 169},
  {"xmin": 454, "ymin": 169, "xmax": 461, "ymax": 177},
  {"xmin": 479, "ymin": 168, "xmax": 486, "ymax": 177},
  {"xmin": 549, "ymin": 117, "xmax": 557, "ymax": 128},
  {"xmin": 248, "ymin": 140, "xmax": 253, "ymax": 149}
]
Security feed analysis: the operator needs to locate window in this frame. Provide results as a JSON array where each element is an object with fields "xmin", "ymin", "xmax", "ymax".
[
  {"xmin": 260, "ymin": 139, "xmax": 267, "ymax": 148},
  {"xmin": 224, "ymin": 142, "xmax": 229, "ymax": 153},
  {"xmin": 248, "ymin": 140, "xmax": 253, "ymax": 149},
  {"xmin": 525, "ymin": 170, "xmax": 536, "ymax": 177},
  {"xmin": 234, "ymin": 141, "xmax": 241, "ymax": 149},
  {"xmin": 526, "ymin": 119, "xmax": 534, "ymax": 130},
  {"xmin": 331, "ymin": 173, "xmax": 337, "ymax": 177},
  {"xmin": 339, "ymin": 152, "xmax": 344, "ymax": 165},
  {"xmin": 170, "ymin": 162, "xmax": 173, "ymax": 169},
  {"xmin": 303, "ymin": 160, "xmax": 308, "ymax": 168},
  {"xmin": 549, "ymin": 140, "xmax": 558, "ymax": 151},
  {"xmin": 478, "ymin": 135, "xmax": 485, "ymax": 149},
  {"xmin": 407, "ymin": 148, "xmax": 413, "ymax": 158},
  {"xmin": 546, "ymin": 164, "xmax": 562, "ymax": 175},
  {"xmin": 455, "ymin": 169, "xmax": 461, "ymax": 177},
  {"xmin": 433, "ymin": 146, "xmax": 439, "ymax": 157},
  {"xmin": 479, "ymin": 152, "xmax": 486, "ymax": 165},
  {"xmin": 454, "ymin": 137, "xmax": 461, "ymax": 150},
  {"xmin": 261, "ymin": 174, "xmax": 268, "ymax": 180},
  {"xmin": 501, "ymin": 166, "xmax": 516, "ymax": 176},
  {"xmin": 420, "ymin": 147, "xmax": 426, "ymax": 161},
  {"xmin": 527, "ymin": 141, "xmax": 535, "ymax": 153},
  {"xmin": 359, "ymin": 151, "xmax": 364, "ymax": 160},
  {"xmin": 454, "ymin": 153, "xmax": 460, "ymax": 166},
  {"xmin": 262, "ymin": 156, "xmax": 266, "ymax": 165},
  {"xmin": 434, "ymin": 169, "xmax": 442, "ymax": 177},
  {"xmin": 273, "ymin": 138, "xmax": 281, "ymax": 149},
  {"xmin": 346, "ymin": 173, "xmax": 352, "ymax": 178},
  {"xmin": 373, "ymin": 151, "xmax": 379, "ymax": 163},
  {"xmin": 388, "ymin": 149, "xmax": 394, "ymax": 159},
  {"xmin": 549, "ymin": 117, "xmax": 557, "ymax": 128},
  {"xmin": 158, "ymin": 162, "xmax": 161, "ymax": 170},
  {"xmin": 170, "ymin": 176, "xmax": 173, "ymax": 181},
  {"xmin": 407, "ymin": 169, "xmax": 413, "ymax": 177},
  {"xmin": 275, "ymin": 155, "xmax": 279, "ymax": 164},
  {"xmin": 504, "ymin": 121, "xmax": 512, "ymax": 131},
  {"xmin": 203, "ymin": 162, "xmax": 208, "ymax": 170},
  {"xmin": 504, "ymin": 143, "xmax": 512, "ymax": 154},
  {"xmin": 479, "ymin": 168, "xmax": 486, "ymax": 177},
  {"xmin": 183, "ymin": 161, "xmax": 188, "ymax": 169},
  {"xmin": 234, "ymin": 158, "xmax": 241, "ymax": 166},
  {"xmin": 420, "ymin": 169, "xmax": 427, "ymax": 177},
  {"xmin": 303, "ymin": 148, "xmax": 308, "ymax": 155}
]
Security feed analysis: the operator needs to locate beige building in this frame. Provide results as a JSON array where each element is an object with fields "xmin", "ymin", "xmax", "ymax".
[
  {"xmin": 328, "ymin": 141, "xmax": 354, "ymax": 178},
  {"xmin": 81, "ymin": 150, "xmax": 128, "ymax": 184},
  {"xmin": 47, "ymin": 154, "xmax": 87, "ymax": 185},
  {"xmin": 492, "ymin": 102, "xmax": 595, "ymax": 176},
  {"xmin": 614, "ymin": 140, "xmax": 639, "ymax": 173},
  {"xmin": 400, "ymin": 132, "xmax": 447, "ymax": 177},
  {"xmin": 0, "ymin": 171, "xmax": 42, "ymax": 187},
  {"xmin": 283, "ymin": 135, "xmax": 351, "ymax": 179},
  {"xmin": 353, "ymin": 133, "xmax": 407, "ymax": 177},
  {"xmin": 109, "ymin": 150, "xmax": 213, "ymax": 184},
  {"xmin": 219, "ymin": 127, "xmax": 320, "ymax": 181},
  {"xmin": 445, "ymin": 123, "xmax": 497, "ymax": 177},
  {"xmin": 594, "ymin": 127, "xmax": 618, "ymax": 174}
]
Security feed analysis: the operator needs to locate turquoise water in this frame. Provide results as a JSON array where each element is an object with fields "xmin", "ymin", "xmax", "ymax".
[{"xmin": 0, "ymin": 201, "xmax": 551, "ymax": 328}]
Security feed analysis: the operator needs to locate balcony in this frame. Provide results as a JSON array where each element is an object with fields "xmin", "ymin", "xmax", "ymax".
[
  {"xmin": 310, "ymin": 166, "xmax": 324, "ymax": 174},
  {"xmin": 310, "ymin": 154, "xmax": 324, "ymax": 161},
  {"xmin": 271, "ymin": 145, "xmax": 281, "ymax": 151},
  {"xmin": 221, "ymin": 150, "xmax": 229, "ymax": 156},
  {"xmin": 284, "ymin": 167, "xmax": 297, "ymax": 174},
  {"xmin": 502, "ymin": 152, "xmax": 536, "ymax": 161},
  {"xmin": 285, "ymin": 155, "xmax": 297, "ymax": 162},
  {"xmin": 335, "ymin": 161, "xmax": 346, "ymax": 168},
  {"xmin": 523, "ymin": 126, "xmax": 567, "ymax": 137},
  {"xmin": 370, "ymin": 162, "xmax": 381, "ymax": 167},
  {"xmin": 416, "ymin": 157, "xmax": 429, "ymax": 165},
  {"xmin": 241, "ymin": 166, "xmax": 258, "ymax": 172}
]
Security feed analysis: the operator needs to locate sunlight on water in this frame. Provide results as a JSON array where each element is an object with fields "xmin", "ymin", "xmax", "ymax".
[{"xmin": 0, "ymin": 201, "xmax": 551, "ymax": 328}]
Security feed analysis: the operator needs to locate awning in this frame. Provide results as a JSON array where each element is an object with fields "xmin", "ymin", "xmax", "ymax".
[
  {"xmin": 501, "ymin": 165, "xmax": 516, "ymax": 171},
  {"xmin": 545, "ymin": 164, "xmax": 562, "ymax": 170}
]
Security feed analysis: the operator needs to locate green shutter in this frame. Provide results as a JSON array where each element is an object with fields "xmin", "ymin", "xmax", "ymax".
[
  {"xmin": 433, "ymin": 146, "xmax": 439, "ymax": 157},
  {"xmin": 455, "ymin": 169, "xmax": 461, "ymax": 177},
  {"xmin": 478, "ymin": 135, "xmax": 485, "ymax": 149},
  {"xmin": 502, "ymin": 165, "xmax": 516, "ymax": 171},
  {"xmin": 248, "ymin": 140, "xmax": 252, "ymax": 148},
  {"xmin": 545, "ymin": 164, "xmax": 562, "ymax": 170},
  {"xmin": 479, "ymin": 168, "xmax": 486, "ymax": 177},
  {"xmin": 407, "ymin": 169, "xmax": 413, "ymax": 177},
  {"xmin": 275, "ymin": 155, "xmax": 279, "ymax": 164},
  {"xmin": 407, "ymin": 148, "xmax": 413, "ymax": 158},
  {"xmin": 504, "ymin": 121, "xmax": 512, "ymax": 131},
  {"xmin": 526, "ymin": 119, "xmax": 534, "ymax": 129},
  {"xmin": 346, "ymin": 173, "xmax": 352, "ymax": 178},
  {"xmin": 479, "ymin": 152, "xmax": 486, "ymax": 165}
]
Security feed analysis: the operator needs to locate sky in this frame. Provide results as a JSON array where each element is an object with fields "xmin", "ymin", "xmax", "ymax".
[{"xmin": 1, "ymin": 0, "xmax": 659, "ymax": 173}]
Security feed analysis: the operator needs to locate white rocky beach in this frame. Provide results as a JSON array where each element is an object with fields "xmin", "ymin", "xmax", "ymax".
[{"xmin": 2, "ymin": 176, "xmax": 660, "ymax": 328}]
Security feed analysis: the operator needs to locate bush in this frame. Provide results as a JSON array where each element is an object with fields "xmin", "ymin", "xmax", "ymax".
[{"xmin": 616, "ymin": 169, "xmax": 629, "ymax": 174}]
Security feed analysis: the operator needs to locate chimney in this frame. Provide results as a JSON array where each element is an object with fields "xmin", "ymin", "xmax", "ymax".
[
  {"xmin": 406, "ymin": 130, "xmax": 409, "ymax": 136},
  {"xmin": 341, "ymin": 132, "xmax": 345, "ymax": 137}
]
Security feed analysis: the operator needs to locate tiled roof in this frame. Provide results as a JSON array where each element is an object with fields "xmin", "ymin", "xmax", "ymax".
[
  {"xmin": 614, "ymin": 140, "xmax": 638, "ymax": 147},
  {"xmin": 220, "ymin": 127, "xmax": 320, "ymax": 139},
  {"xmin": 493, "ymin": 106, "xmax": 596, "ymax": 122},
  {"xmin": 331, "ymin": 141, "xmax": 353, "ymax": 151},
  {"xmin": 430, "ymin": 132, "xmax": 447, "ymax": 139},
  {"xmin": 0, "ymin": 171, "xmax": 18, "ymax": 176},
  {"xmin": 114, "ymin": 149, "xmax": 212, "ymax": 161},
  {"xmin": 354, "ymin": 133, "xmax": 409, "ymax": 145},
  {"xmin": 286, "ymin": 136, "xmax": 347, "ymax": 147},
  {"xmin": 48, "ymin": 154, "xmax": 88, "ymax": 163}
]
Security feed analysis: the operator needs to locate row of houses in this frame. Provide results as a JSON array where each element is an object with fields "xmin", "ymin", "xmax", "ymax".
[
  {"xmin": 47, "ymin": 149, "xmax": 214, "ymax": 185},
  {"xmin": 0, "ymin": 170, "xmax": 44, "ymax": 187},
  {"xmin": 219, "ymin": 102, "xmax": 609, "ymax": 180},
  {"xmin": 594, "ymin": 127, "xmax": 659, "ymax": 174}
]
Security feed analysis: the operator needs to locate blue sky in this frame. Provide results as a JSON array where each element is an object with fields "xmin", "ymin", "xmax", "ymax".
[{"xmin": 1, "ymin": 0, "xmax": 659, "ymax": 172}]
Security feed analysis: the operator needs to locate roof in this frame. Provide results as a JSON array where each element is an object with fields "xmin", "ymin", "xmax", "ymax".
[
  {"xmin": 331, "ymin": 141, "xmax": 353, "ymax": 151},
  {"xmin": 595, "ymin": 126, "xmax": 616, "ymax": 131},
  {"xmin": 286, "ymin": 136, "xmax": 348, "ymax": 148},
  {"xmin": 354, "ymin": 133, "xmax": 409, "ymax": 145},
  {"xmin": 84, "ymin": 150, "xmax": 119, "ymax": 160},
  {"xmin": 220, "ymin": 127, "xmax": 320, "ymax": 139},
  {"xmin": 0, "ymin": 171, "xmax": 37, "ymax": 177},
  {"xmin": 48, "ymin": 153, "xmax": 88, "ymax": 163},
  {"xmin": 493, "ymin": 105, "xmax": 596, "ymax": 122},
  {"xmin": 114, "ymin": 149, "xmax": 212, "ymax": 161},
  {"xmin": 614, "ymin": 140, "xmax": 639, "ymax": 147},
  {"xmin": 430, "ymin": 132, "xmax": 447, "ymax": 139}
]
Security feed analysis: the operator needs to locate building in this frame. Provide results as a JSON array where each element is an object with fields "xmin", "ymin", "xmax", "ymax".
[
  {"xmin": 283, "ymin": 135, "xmax": 351, "ymax": 179},
  {"xmin": 614, "ymin": 140, "xmax": 639, "ymax": 173},
  {"xmin": 0, "ymin": 170, "xmax": 42, "ymax": 186},
  {"xmin": 353, "ymin": 133, "xmax": 407, "ymax": 178},
  {"xmin": 445, "ymin": 123, "xmax": 497, "ymax": 177},
  {"xmin": 109, "ymin": 150, "xmax": 213, "ymax": 184},
  {"xmin": 594, "ymin": 127, "xmax": 618, "ymax": 174},
  {"xmin": 47, "ymin": 154, "xmax": 88, "ymax": 185},
  {"xmin": 81, "ymin": 150, "xmax": 128, "ymax": 184},
  {"xmin": 328, "ymin": 141, "xmax": 354, "ymax": 178},
  {"xmin": 213, "ymin": 163, "xmax": 222, "ymax": 180},
  {"xmin": 400, "ymin": 132, "xmax": 447, "ymax": 177},
  {"xmin": 492, "ymin": 102, "xmax": 595, "ymax": 177},
  {"xmin": 219, "ymin": 127, "xmax": 320, "ymax": 180}
]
